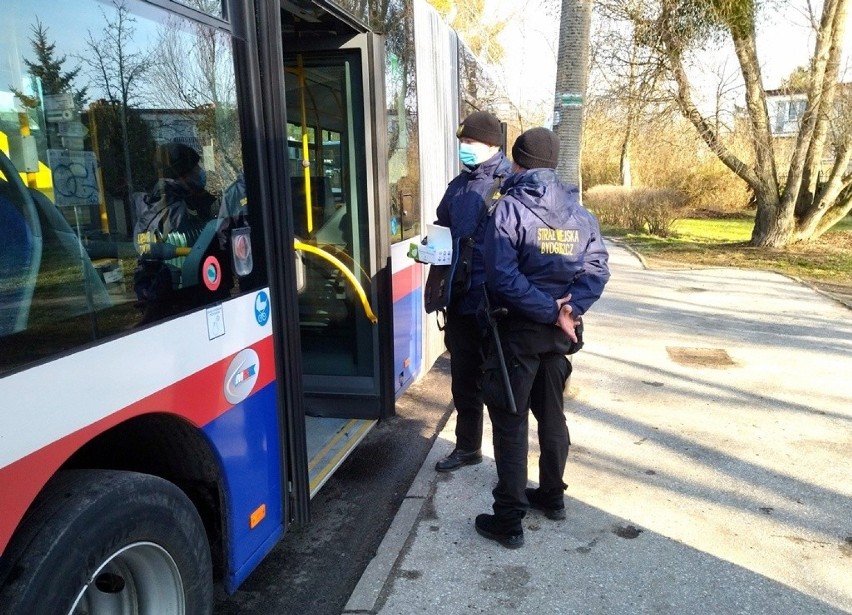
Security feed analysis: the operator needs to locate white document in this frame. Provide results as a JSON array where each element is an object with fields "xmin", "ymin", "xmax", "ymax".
[{"xmin": 419, "ymin": 224, "xmax": 453, "ymax": 265}]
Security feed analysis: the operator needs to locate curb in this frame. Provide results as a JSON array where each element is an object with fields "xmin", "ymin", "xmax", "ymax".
[{"xmin": 342, "ymin": 423, "xmax": 454, "ymax": 613}]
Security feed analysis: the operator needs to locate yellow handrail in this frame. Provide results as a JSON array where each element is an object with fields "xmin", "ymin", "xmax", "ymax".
[
  {"xmin": 296, "ymin": 54, "xmax": 314, "ymax": 235},
  {"xmin": 294, "ymin": 239, "xmax": 378, "ymax": 324}
]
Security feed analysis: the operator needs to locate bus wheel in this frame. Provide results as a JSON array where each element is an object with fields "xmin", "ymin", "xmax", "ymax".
[{"xmin": 0, "ymin": 469, "xmax": 213, "ymax": 615}]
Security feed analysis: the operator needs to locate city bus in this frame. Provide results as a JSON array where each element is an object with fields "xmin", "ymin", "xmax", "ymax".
[{"xmin": 0, "ymin": 0, "xmax": 512, "ymax": 611}]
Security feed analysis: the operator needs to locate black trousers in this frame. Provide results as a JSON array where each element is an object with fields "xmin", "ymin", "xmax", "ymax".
[
  {"xmin": 482, "ymin": 318, "xmax": 573, "ymax": 519},
  {"xmin": 444, "ymin": 311, "xmax": 486, "ymax": 452}
]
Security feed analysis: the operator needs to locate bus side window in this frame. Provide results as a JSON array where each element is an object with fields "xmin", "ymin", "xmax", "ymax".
[{"xmin": 0, "ymin": 0, "xmax": 258, "ymax": 375}]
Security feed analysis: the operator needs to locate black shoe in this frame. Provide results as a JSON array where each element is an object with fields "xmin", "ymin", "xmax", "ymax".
[
  {"xmin": 525, "ymin": 487, "xmax": 566, "ymax": 520},
  {"xmin": 435, "ymin": 448, "xmax": 483, "ymax": 472},
  {"xmin": 475, "ymin": 514, "xmax": 524, "ymax": 549}
]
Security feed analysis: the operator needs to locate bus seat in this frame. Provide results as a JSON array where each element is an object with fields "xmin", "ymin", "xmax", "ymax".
[
  {"xmin": 0, "ymin": 190, "xmax": 35, "ymax": 335},
  {"xmin": 26, "ymin": 186, "xmax": 112, "ymax": 315},
  {"xmin": 313, "ymin": 205, "xmax": 347, "ymax": 247}
]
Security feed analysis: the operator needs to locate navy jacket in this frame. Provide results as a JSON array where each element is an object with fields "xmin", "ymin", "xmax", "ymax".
[
  {"xmin": 435, "ymin": 151, "xmax": 512, "ymax": 314},
  {"xmin": 484, "ymin": 169, "xmax": 610, "ymax": 324}
]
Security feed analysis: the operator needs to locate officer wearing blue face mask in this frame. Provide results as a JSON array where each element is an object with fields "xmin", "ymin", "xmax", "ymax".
[{"xmin": 433, "ymin": 111, "xmax": 512, "ymax": 473}]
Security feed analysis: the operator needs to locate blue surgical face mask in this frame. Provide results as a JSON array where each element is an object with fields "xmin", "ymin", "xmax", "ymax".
[{"xmin": 459, "ymin": 143, "xmax": 478, "ymax": 167}]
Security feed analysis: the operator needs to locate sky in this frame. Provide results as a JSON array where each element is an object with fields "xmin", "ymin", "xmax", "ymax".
[
  {"xmin": 489, "ymin": 0, "xmax": 560, "ymax": 116},
  {"xmin": 488, "ymin": 0, "xmax": 852, "ymax": 121}
]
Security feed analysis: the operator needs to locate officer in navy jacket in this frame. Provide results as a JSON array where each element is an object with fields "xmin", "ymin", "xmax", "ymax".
[
  {"xmin": 476, "ymin": 127, "xmax": 610, "ymax": 548},
  {"xmin": 433, "ymin": 111, "xmax": 513, "ymax": 473}
]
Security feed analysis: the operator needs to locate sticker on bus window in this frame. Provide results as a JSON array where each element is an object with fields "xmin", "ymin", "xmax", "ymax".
[
  {"xmin": 203, "ymin": 256, "xmax": 221, "ymax": 291},
  {"xmin": 207, "ymin": 305, "xmax": 225, "ymax": 340},
  {"xmin": 254, "ymin": 291, "xmax": 270, "ymax": 326}
]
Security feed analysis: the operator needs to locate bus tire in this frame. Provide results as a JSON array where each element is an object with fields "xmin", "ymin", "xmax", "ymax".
[{"xmin": 0, "ymin": 469, "xmax": 213, "ymax": 615}]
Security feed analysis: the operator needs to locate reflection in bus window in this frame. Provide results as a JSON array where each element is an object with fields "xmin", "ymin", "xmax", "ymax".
[
  {"xmin": 384, "ymin": 5, "xmax": 420, "ymax": 244},
  {"xmin": 0, "ymin": 0, "xmax": 254, "ymax": 375},
  {"xmin": 132, "ymin": 142, "xmax": 225, "ymax": 324}
]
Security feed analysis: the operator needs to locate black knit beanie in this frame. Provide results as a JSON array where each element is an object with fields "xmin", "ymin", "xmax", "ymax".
[
  {"xmin": 156, "ymin": 142, "xmax": 201, "ymax": 179},
  {"xmin": 512, "ymin": 127, "xmax": 560, "ymax": 169},
  {"xmin": 456, "ymin": 111, "xmax": 503, "ymax": 147}
]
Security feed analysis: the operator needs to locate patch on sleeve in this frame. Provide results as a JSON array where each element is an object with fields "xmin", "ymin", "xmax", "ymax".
[{"xmin": 537, "ymin": 227, "xmax": 579, "ymax": 255}]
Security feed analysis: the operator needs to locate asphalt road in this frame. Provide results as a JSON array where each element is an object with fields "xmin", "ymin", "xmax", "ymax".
[{"xmin": 214, "ymin": 356, "xmax": 454, "ymax": 614}]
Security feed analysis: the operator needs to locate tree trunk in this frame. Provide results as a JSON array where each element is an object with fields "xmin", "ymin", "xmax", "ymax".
[
  {"xmin": 620, "ymin": 47, "xmax": 638, "ymax": 189},
  {"xmin": 772, "ymin": 0, "xmax": 844, "ymax": 241},
  {"xmin": 554, "ymin": 0, "xmax": 592, "ymax": 191},
  {"xmin": 620, "ymin": 117, "xmax": 632, "ymax": 188},
  {"xmin": 797, "ymin": 0, "xmax": 844, "ymax": 212},
  {"xmin": 119, "ymin": 102, "xmax": 135, "ymax": 197},
  {"xmin": 796, "ymin": 0, "xmax": 850, "ymax": 227}
]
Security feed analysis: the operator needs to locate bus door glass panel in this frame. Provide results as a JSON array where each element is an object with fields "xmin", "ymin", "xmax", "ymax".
[{"xmin": 284, "ymin": 53, "xmax": 374, "ymax": 380}]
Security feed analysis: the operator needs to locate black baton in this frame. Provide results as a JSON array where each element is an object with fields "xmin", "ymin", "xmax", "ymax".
[{"xmin": 482, "ymin": 285, "xmax": 518, "ymax": 415}]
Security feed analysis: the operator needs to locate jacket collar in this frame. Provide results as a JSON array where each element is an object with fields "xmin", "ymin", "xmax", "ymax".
[
  {"xmin": 503, "ymin": 168, "xmax": 559, "ymax": 193},
  {"xmin": 463, "ymin": 150, "xmax": 511, "ymax": 181}
]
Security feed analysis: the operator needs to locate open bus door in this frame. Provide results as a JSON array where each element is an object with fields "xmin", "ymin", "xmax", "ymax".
[{"xmin": 278, "ymin": 8, "xmax": 395, "ymax": 501}]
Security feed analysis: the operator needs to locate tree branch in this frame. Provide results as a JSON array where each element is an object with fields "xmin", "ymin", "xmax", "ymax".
[{"xmin": 668, "ymin": 50, "xmax": 758, "ymax": 187}]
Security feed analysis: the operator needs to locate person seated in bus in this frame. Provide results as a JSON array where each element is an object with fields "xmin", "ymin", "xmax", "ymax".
[
  {"xmin": 132, "ymin": 142, "xmax": 218, "ymax": 324},
  {"xmin": 219, "ymin": 171, "xmax": 247, "ymax": 222}
]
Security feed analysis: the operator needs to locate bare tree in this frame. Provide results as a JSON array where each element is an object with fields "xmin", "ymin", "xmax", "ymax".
[
  {"xmin": 591, "ymin": 0, "xmax": 672, "ymax": 187},
  {"xmin": 625, "ymin": 0, "xmax": 851, "ymax": 246},
  {"xmin": 590, "ymin": 0, "xmax": 746, "ymax": 189},
  {"xmin": 147, "ymin": 10, "xmax": 242, "ymax": 183},
  {"xmin": 81, "ymin": 0, "xmax": 152, "ymax": 196}
]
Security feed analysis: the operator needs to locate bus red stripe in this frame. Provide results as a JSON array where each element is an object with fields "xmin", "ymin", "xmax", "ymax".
[
  {"xmin": 392, "ymin": 262, "xmax": 422, "ymax": 303},
  {"xmin": 0, "ymin": 336, "xmax": 276, "ymax": 554}
]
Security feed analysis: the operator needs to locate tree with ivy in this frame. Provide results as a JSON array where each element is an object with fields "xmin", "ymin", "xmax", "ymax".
[{"xmin": 553, "ymin": 0, "xmax": 593, "ymax": 188}]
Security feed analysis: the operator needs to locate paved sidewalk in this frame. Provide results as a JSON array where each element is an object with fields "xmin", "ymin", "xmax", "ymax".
[{"xmin": 345, "ymin": 241, "xmax": 852, "ymax": 615}]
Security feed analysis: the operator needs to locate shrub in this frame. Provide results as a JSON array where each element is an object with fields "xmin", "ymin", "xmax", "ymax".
[
  {"xmin": 581, "ymin": 107, "xmax": 753, "ymax": 214},
  {"xmin": 584, "ymin": 185, "xmax": 684, "ymax": 237}
]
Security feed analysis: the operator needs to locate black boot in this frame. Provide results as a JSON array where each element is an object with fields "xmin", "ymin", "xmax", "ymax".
[
  {"xmin": 475, "ymin": 514, "xmax": 524, "ymax": 549},
  {"xmin": 525, "ymin": 487, "xmax": 566, "ymax": 520},
  {"xmin": 435, "ymin": 448, "xmax": 483, "ymax": 472}
]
